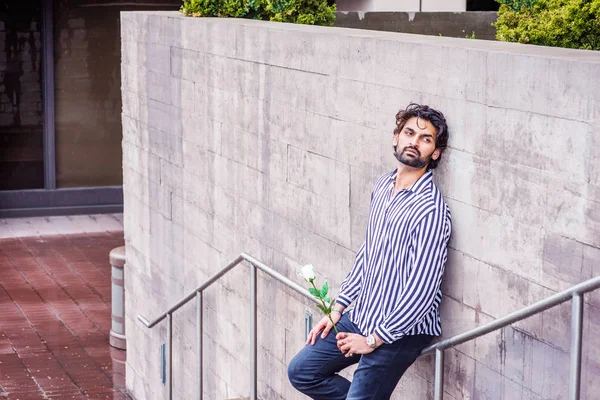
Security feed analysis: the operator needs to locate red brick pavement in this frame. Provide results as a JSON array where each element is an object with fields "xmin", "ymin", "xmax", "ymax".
[{"xmin": 0, "ymin": 231, "xmax": 130, "ymax": 400}]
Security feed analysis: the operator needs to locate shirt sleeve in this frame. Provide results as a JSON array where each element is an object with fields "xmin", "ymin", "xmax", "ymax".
[
  {"xmin": 336, "ymin": 241, "xmax": 366, "ymax": 308},
  {"xmin": 374, "ymin": 206, "xmax": 451, "ymax": 344}
]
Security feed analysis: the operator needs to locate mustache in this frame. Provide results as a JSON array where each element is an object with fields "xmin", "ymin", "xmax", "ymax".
[{"xmin": 402, "ymin": 146, "xmax": 421, "ymax": 156}]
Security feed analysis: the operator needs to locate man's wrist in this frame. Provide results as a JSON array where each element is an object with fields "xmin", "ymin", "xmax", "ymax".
[
  {"xmin": 367, "ymin": 332, "xmax": 383, "ymax": 349},
  {"xmin": 366, "ymin": 332, "xmax": 383, "ymax": 349},
  {"xmin": 373, "ymin": 332, "xmax": 383, "ymax": 347},
  {"xmin": 332, "ymin": 304, "xmax": 345, "ymax": 314}
]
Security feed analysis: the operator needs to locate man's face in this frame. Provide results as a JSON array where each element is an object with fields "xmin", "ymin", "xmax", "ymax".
[{"xmin": 393, "ymin": 117, "xmax": 440, "ymax": 169}]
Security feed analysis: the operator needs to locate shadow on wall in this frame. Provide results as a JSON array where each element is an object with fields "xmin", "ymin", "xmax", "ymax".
[{"xmin": 334, "ymin": 11, "xmax": 498, "ymax": 41}]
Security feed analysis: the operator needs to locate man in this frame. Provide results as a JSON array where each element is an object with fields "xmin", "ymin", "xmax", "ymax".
[{"xmin": 288, "ymin": 103, "xmax": 452, "ymax": 400}]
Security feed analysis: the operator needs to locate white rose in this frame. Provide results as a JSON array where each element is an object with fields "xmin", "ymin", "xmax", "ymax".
[{"xmin": 299, "ymin": 264, "xmax": 316, "ymax": 283}]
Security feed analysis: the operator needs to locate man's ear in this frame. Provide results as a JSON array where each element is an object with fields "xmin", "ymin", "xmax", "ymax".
[
  {"xmin": 393, "ymin": 132, "xmax": 399, "ymax": 146},
  {"xmin": 431, "ymin": 148, "xmax": 441, "ymax": 161}
]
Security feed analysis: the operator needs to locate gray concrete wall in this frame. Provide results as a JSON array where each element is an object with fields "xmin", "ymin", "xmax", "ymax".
[
  {"xmin": 334, "ymin": 12, "xmax": 498, "ymax": 41},
  {"xmin": 120, "ymin": 12, "xmax": 600, "ymax": 400}
]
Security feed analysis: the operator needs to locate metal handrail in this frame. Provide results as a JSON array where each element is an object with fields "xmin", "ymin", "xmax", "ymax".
[
  {"xmin": 137, "ymin": 253, "xmax": 320, "ymax": 400},
  {"xmin": 422, "ymin": 275, "xmax": 600, "ymax": 400},
  {"xmin": 138, "ymin": 250, "xmax": 600, "ymax": 400}
]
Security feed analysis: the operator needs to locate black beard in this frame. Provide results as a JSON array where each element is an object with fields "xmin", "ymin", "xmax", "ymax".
[{"xmin": 393, "ymin": 146, "xmax": 430, "ymax": 169}]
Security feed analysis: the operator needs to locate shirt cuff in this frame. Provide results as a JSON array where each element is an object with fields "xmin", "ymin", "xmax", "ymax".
[
  {"xmin": 336, "ymin": 294, "xmax": 353, "ymax": 308},
  {"xmin": 374, "ymin": 325, "xmax": 398, "ymax": 345}
]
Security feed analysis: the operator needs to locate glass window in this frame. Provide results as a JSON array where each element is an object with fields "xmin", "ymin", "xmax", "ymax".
[
  {"xmin": 53, "ymin": 0, "xmax": 123, "ymax": 188},
  {"xmin": 0, "ymin": 0, "xmax": 44, "ymax": 190}
]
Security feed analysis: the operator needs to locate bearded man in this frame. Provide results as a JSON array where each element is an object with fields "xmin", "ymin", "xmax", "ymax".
[{"xmin": 288, "ymin": 103, "xmax": 453, "ymax": 400}]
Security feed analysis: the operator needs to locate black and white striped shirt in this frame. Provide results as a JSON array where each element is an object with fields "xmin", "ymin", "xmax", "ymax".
[{"xmin": 336, "ymin": 169, "xmax": 452, "ymax": 344}]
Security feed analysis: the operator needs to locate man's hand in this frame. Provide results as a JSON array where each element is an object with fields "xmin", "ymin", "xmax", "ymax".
[
  {"xmin": 305, "ymin": 313, "xmax": 341, "ymax": 346},
  {"xmin": 336, "ymin": 332, "xmax": 375, "ymax": 357}
]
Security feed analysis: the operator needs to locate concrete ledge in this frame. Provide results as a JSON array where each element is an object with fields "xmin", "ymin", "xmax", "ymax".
[
  {"xmin": 125, "ymin": 11, "xmax": 600, "ymax": 62},
  {"xmin": 334, "ymin": 11, "xmax": 498, "ymax": 40}
]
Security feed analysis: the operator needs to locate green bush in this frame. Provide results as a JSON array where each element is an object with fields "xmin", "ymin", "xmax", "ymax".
[
  {"xmin": 494, "ymin": 0, "xmax": 600, "ymax": 50},
  {"xmin": 180, "ymin": 0, "xmax": 336, "ymax": 26},
  {"xmin": 496, "ymin": 0, "xmax": 538, "ymax": 11}
]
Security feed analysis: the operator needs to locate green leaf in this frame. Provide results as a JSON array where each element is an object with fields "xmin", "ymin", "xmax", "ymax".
[
  {"xmin": 308, "ymin": 287, "xmax": 320, "ymax": 297},
  {"xmin": 317, "ymin": 305, "xmax": 326, "ymax": 314},
  {"xmin": 321, "ymin": 282, "xmax": 328, "ymax": 298},
  {"xmin": 325, "ymin": 297, "xmax": 331, "ymax": 304}
]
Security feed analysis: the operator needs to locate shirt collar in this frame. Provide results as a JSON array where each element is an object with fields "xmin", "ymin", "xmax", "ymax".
[{"xmin": 389, "ymin": 169, "xmax": 433, "ymax": 194}]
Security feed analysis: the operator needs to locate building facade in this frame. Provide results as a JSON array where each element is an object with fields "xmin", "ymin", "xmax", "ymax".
[{"xmin": 0, "ymin": 0, "xmax": 180, "ymax": 217}]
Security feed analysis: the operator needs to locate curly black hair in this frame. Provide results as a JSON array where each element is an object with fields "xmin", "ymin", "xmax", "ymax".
[{"xmin": 393, "ymin": 103, "xmax": 449, "ymax": 170}]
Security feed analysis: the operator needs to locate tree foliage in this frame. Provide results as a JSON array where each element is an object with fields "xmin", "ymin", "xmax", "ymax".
[
  {"xmin": 494, "ymin": 0, "xmax": 600, "ymax": 50},
  {"xmin": 181, "ymin": 0, "xmax": 336, "ymax": 26},
  {"xmin": 496, "ymin": 0, "xmax": 538, "ymax": 11}
]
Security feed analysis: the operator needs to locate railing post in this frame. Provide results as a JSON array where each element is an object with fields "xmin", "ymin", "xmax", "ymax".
[
  {"xmin": 569, "ymin": 293, "xmax": 583, "ymax": 400},
  {"xmin": 167, "ymin": 312, "xmax": 173, "ymax": 400},
  {"xmin": 434, "ymin": 348, "xmax": 444, "ymax": 400},
  {"xmin": 250, "ymin": 263, "xmax": 257, "ymax": 400},
  {"xmin": 196, "ymin": 291, "xmax": 203, "ymax": 400}
]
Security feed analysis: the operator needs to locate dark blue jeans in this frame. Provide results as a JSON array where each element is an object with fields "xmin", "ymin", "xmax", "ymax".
[{"xmin": 287, "ymin": 313, "xmax": 433, "ymax": 400}]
